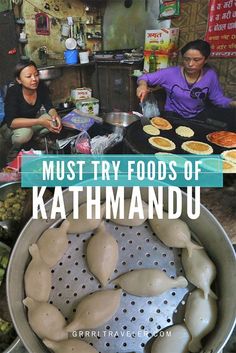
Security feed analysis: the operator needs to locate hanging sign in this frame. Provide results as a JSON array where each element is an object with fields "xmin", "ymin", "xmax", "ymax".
[{"xmin": 205, "ymin": 0, "xmax": 236, "ymax": 57}]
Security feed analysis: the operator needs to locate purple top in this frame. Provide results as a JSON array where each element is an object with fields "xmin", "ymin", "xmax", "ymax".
[{"xmin": 138, "ymin": 66, "xmax": 232, "ymax": 118}]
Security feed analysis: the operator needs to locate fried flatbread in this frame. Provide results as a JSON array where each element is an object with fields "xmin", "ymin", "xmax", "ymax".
[
  {"xmin": 143, "ymin": 125, "xmax": 160, "ymax": 135},
  {"xmin": 150, "ymin": 117, "xmax": 172, "ymax": 130},
  {"xmin": 175, "ymin": 126, "xmax": 194, "ymax": 138},
  {"xmin": 201, "ymin": 158, "xmax": 223, "ymax": 172},
  {"xmin": 155, "ymin": 152, "xmax": 187, "ymax": 168},
  {"xmin": 207, "ymin": 131, "xmax": 236, "ymax": 148},
  {"xmin": 201, "ymin": 158, "xmax": 236, "ymax": 173},
  {"xmin": 221, "ymin": 149, "xmax": 236, "ymax": 164},
  {"xmin": 149, "ymin": 136, "xmax": 176, "ymax": 151},
  {"xmin": 181, "ymin": 141, "xmax": 213, "ymax": 154},
  {"xmin": 222, "ymin": 160, "xmax": 236, "ymax": 173}
]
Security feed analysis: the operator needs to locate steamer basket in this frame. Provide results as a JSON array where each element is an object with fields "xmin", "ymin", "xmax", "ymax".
[{"xmin": 7, "ymin": 188, "xmax": 236, "ymax": 353}]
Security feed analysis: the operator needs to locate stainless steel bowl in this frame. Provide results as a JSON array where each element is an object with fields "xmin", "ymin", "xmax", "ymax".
[
  {"xmin": 6, "ymin": 188, "xmax": 236, "ymax": 353},
  {"xmin": 1, "ymin": 335, "xmax": 27, "ymax": 353},
  {"xmin": 0, "ymin": 182, "xmax": 21, "ymax": 200},
  {"xmin": 103, "ymin": 112, "xmax": 139, "ymax": 129},
  {"xmin": 38, "ymin": 68, "xmax": 62, "ymax": 81}
]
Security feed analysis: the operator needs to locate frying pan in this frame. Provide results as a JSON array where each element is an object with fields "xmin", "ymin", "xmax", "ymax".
[{"xmin": 6, "ymin": 188, "xmax": 236, "ymax": 353}]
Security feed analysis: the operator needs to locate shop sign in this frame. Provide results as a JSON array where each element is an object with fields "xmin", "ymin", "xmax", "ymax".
[{"xmin": 205, "ymin": 0, "xmax": 236, "ymax": 57}]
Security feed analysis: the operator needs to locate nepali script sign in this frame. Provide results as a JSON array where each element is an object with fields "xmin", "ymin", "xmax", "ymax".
[{"xmin": 205, "ymin": 0, "xmax": 236, "ymax": 57}]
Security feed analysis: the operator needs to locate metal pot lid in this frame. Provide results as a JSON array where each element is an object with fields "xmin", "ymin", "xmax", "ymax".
[{"xmin": 65, "ymin": 38, "xmax": 77, "ymax": 50}]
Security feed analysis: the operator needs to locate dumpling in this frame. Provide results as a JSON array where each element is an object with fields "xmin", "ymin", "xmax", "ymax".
[
  {"xmin": 67, "ymin": 202, "xmax": 105, "ymax": 234},
  {"xmin": 66, "ymin": 289, "xmax": 122, "ymax": 332},
  {"xmin": 24, "ymin": 244, "xmax": 51, "ymax": 302},
  {"xmin": 113, "ymin": 269, "xmax": 188, "ymax": 297},
  {"xmin": 23, "ymin": 297, "xmax": 67, "ymax": 341},
  {"xmin": 184, "ymin": 289, "xmax": 217, "ymax": 353},
  {"xmin": 149, "ymin": 212, "xmax": 202, "ymax": 257},
  {"xmin": 37, "ymin": 220, "xmax": 70, "ymax": 268},
  {"xmin": 151, "ymin": 324, "xmax": 191, "ymax": 353},
  {"xmin": 87, "ymin": 222, "xmax": 119, "ymax": 286},
  {"xmin": 182, "ymin": 247, "xmax": 217, "ymax": 299},
  {"xmin": 107, "ymin": 198, "xmax": 149, "ymax": 226},
  {"xmin": 43, "ymin": 338, "xmax": 99, "ymax": 353}
]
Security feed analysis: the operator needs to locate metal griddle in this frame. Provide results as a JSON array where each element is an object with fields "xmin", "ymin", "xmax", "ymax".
[{"xmin": 123, "ymin": 117, "xmax": 233, "ymax": 155}]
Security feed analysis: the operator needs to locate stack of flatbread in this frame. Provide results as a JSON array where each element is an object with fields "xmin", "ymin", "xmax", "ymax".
[{"xmin": 207, "ymin": 131, "xmax": 236, "ymax": 148}]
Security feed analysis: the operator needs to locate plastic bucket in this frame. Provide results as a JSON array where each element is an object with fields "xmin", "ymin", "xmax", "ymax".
[
  {"xmin": 79, "ymin": 51, "xmax": 89, "ymax": 64},
  {"xmin": 64, "ymin": 49, "xmax": 78, "ymax": 64}
]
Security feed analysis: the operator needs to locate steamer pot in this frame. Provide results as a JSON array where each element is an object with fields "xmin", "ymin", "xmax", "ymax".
[{"xmin": 6, "ymin": 188, "xmax": 236, "ymax": 353}]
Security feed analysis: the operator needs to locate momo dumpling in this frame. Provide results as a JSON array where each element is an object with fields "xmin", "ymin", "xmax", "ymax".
[
  {"xmin": 43, "ymin": 338, "xmax": 99, "ymax": 353},
  {"xmin": 37, "ymin": 220, "xmax": 70, "ymax": 268},
  {"xmin": 67, "ymin": 202, "xmax": 105, "ymax": 234},
  {"xmin": 149, "ymin": 212, "xmax": 202, "ymax": 257},
  {"xmin": 23, "ymin": 297, "xmax": 67, "ymax": 341},
  {"xmin": 151, "ymin": 324, "xmax": 191, "ymax": 353},
  {"xmin": 66, "ymin": 289, "xmax": 122, "ymax": 332},
  {"xmin": 107, "ymin": 198, "xmax": 149, "ymax": 226},
  {"xmin": 87, "ymin": 222, "xmax": 118, "ymax": 286},
  {"xmin": 24, "ymin": 244, "xmax": 51, "ymax": 302},
  {"xmin": 184, "ymin": 289, "xmax": 217, "ymax": 353},
  {"xmin": 113, "ymin": 269, "xmax": 188, "ymax": 297},
  {"xmin": 182, "ymin": 247, "xmax": 217, "ymax": 299}
]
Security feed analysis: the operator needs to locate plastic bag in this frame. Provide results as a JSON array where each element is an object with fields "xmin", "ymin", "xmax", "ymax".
[
  {"xmin": 71, "ymin": 131, "xmax": 91, "ymax": 154},
  {"xmin": 90, "ymin": 133, "xmax": 122, "ymax": 154},
  {"xmin": 141, "ymin": 92, "xmax": 160, "ymax": 118}
]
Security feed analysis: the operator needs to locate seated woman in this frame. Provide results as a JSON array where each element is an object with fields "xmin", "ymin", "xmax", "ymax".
[
  {"xmin": 3, "ymin": 59, "xmax": 62, "ymax": 162},
  {"xmin": 137, "ymin": 39, "xmax": 236, "ymax": 123}
]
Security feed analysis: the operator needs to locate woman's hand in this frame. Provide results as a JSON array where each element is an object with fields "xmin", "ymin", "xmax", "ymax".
[
  {"xmin": 136, "ymin": 81, "xmax": 149, "ymax": 102},
  {"xmin": 38, "ymin": 114, "xmax": 61, "ymax": 133},
  {"xmin": 51, "ymin": 114, "xmax": 62, "ymax": 133}
]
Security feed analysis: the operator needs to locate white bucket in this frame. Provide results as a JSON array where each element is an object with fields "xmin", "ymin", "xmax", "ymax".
[{"xmin": 79, "ymin": 51, "xmax": 89, "ymax": 64}]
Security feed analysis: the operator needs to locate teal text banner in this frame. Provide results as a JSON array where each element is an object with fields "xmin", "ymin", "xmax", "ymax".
[{"xmin": 21, "ymin": 154, "xmax": 223, "ymax": 187}]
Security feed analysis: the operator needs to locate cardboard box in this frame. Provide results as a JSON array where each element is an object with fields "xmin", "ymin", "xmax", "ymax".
[
  {"xmin": 75, "ymin": 97, "xmax": 99, "ymax": 116},
  {"xmin": 71, "ymin": 87, "xmax": 92, "ymax": 101},
  {"xmin": 144, "ymin": 28, "xmax": 179, "ymax": 72},
  {"xmin": 144, "ymin": 28, "xmax": 179, "ymax": 54},
  {"xmin": 159, "ymin": 0, "xmax": 180, "ymax": 19}
]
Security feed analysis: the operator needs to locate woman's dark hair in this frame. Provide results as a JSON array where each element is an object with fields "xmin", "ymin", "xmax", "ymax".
[
  {"xmin": 181, "ymin": 40, "xmax": 211, "ymax": 59},
  {"xmin": 14, "ymin": 59, "xmax": 38, "ymax": 79}
]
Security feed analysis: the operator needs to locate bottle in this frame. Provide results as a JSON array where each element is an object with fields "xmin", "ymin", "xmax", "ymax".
[{"xmin": 149, "ymin": 50, "xmax": 157, "ymax": 73}]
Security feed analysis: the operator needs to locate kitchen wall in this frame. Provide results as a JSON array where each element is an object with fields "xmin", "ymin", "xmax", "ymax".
[
  {"xmin": 103, "ymin": 0, "xmax": 170, "ymax": 50},
  {"xmin": 19, "ymin": 0, "xmax": 235, "ymax": 101},
  {"xmin": 172, "ymin": 0, "xmax": 236, "ymax": 99},
  {"xmin": 21, "ymin": 0, "xmax": 103, "ymax": 65}
]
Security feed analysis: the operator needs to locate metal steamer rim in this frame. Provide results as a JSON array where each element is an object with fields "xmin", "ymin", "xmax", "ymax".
[{"xmin": 48, "ymin": 219, "xmax": 194, "ymax": 353}]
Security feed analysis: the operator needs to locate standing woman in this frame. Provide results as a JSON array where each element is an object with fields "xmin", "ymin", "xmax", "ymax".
[
  {"xmin": 137, "ymin": 39, "xmax": 236, "ymax": 120},
  {"xmin": 3, "ymin": 60, "xmax": 62, "ymax": 162}
]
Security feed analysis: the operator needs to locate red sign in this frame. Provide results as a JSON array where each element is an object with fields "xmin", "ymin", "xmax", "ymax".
[{"xmin": 205, "ymin": 0, "xmax": 236, "ymax": 57}]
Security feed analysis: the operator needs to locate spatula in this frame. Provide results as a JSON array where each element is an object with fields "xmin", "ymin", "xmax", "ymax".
[
  {"xmin": 140, "ymin": 92, "xmax": 160, "ymax": 126},
  {"xmin": 139, "ymin": 102, "xmax": 151, "ymax": 126}
]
